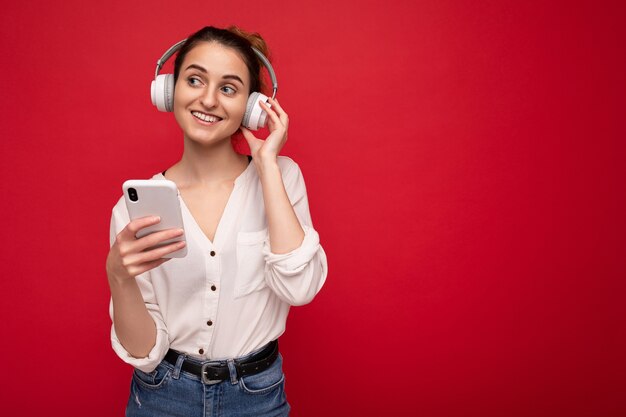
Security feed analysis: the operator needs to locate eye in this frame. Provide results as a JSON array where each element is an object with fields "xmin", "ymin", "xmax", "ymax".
[
  {"xmin": 186, "ymin": 76, "xmax": 203, "ymax": 87},
  {"xmin": 221, "ymin": 85, "xmax": 237, "ymax": 96}
]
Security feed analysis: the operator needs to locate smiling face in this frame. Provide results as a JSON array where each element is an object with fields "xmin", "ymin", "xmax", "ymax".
[{"xmin": 173, "ymin": 42, "xmax": 250, "ymax": 146}]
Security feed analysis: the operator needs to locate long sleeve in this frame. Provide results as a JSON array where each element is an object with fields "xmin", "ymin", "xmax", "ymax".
[
  {"xmin": 262, "ymin": 160, "xmax": 328, "ymax": 306},
  {"xmin": 105, "ymin": 163, "xmax": 326, "ymax": 363},
  {"xmin": 108, "ymin": 198, "xmax": 171, "ymax": 373}
]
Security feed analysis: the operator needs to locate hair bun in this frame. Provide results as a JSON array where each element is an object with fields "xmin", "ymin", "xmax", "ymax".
[{"xmin": 227, "ymin": 26, "xmax": 271, "ymax": 61}]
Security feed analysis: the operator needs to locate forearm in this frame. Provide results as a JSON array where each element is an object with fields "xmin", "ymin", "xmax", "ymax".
[
  {"xmin": 108, "ymin": 276, "xmax": 157, "ymax": 358},
  {"xmin": 257, "ymin": 160, "xmax": 305, "ymax": 254}
]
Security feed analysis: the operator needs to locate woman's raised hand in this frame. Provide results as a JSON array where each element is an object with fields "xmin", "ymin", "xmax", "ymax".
[
  {"xmin": 106, "ymin": 216, "xmax": 185, "ymax": 284},
  {"xmin": 239, "ymin": 97, "xmax": 289, "ymax": 163}
]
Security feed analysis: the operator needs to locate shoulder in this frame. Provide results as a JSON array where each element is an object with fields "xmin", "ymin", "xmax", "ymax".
[
  {"xmin": 249, "ymin": 155, "xmax": 303, "ymax": 185},
  {"xmin": 274, "ymin": 156, "xmax": 309, "ymax": 202},
  {"xmin": 109, "ymin": 196, "xmax": 128, "ymax": 243},
  {"xmin": 276, "ymin": 155, "xmax": 302, "ymax": 180},
  {"xmin": 110, "ymin": 195, "xmax": 129, "ymax": 229},
  {"xmin": 112, "ymin": 195, "xmax": 126, "ymax": 215},
  {"xmin": 277, "ymin": 155, "xmax": 299, "ymax": 171}
]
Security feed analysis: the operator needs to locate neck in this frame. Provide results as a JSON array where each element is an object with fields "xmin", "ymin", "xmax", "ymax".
[{"xmin": 172, "ymin": 135, "xmax": 248, "ymax": 186}]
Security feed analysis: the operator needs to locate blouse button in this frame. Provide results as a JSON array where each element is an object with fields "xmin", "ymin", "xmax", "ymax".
[
  {"xmin": 199, "ymin": 348, "xmax": 204, "ymax": 355},
  {"xmin": 210, "ymin": 250, "xmax": 216, "ymax": 256},
  {"xmin": 211, "ymin": 285, "xmax": 217, "ymax": 291},
  {"xmin": 207, "ymin": 320, "xmax": 213, "ymax": 326}
]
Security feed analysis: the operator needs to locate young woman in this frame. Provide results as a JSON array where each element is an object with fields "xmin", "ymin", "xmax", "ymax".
[{"xmin": 106, "ymin": 26, "xmax": 328, "ymax": 416}]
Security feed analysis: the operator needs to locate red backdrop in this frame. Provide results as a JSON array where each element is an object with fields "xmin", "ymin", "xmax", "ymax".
[{"xmin": 1, "ymin": 0, "xmax": 624, "ymax": 416}]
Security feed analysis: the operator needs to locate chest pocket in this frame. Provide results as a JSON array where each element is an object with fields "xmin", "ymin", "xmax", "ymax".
[{"xmin": 235, "ymin": 229, "xmax": 269, "ymax": 298}]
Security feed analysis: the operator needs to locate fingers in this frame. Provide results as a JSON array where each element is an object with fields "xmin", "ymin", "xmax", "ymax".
[
  {"xmin": 137, "ymin": 258, "xmax": 171, "ymax": 275},
  {"xmin": 238, "ymin": 98, "xmax": 288, "ymax": 160},
  {"xmin": 133, "ymin": 228, "xmax": 184, "ymax": 253},
  {"xmin": 259, "ymin": 100, "xmax": 284, "ymax": 129},
  {"xmin": 117, "ymin": 216, "xmax": 182, "ymax": 253},
  {"xmin": 266, "ymin": 97, "xmax": 286, "ymax": 116},
  {"xmin": 112, "ymin": 217, "xmax": 186, "ymax": 280},
  {"xmin": 121, "ymin": 216, "xmax": 161, "ymax": 240},
  {"xmin": 123, "ymin": 240, "xmax": 186, "ymax": 274},
  {"xmin": 264, "ymin": 97, "xmax": 289, "ymax": 127},
  {"xmin": 117, "ymin": 227, "xmax": 185, "ymax": 259},
  {"xmin": 239, "ymin": 126, "xmax": 261, "ymax": 154},
  {"xmin": 239, "ymin": 126, "xmax": 257, "ymax": 141},
  {"xmin": 125, "ymin": 256, "xmax": 172, "ymax": 278}
]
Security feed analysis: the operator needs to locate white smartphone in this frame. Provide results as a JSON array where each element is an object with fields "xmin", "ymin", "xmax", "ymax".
[{"xmin": 122, "ymin": 179, "xmax": 187, "ymax": 258}]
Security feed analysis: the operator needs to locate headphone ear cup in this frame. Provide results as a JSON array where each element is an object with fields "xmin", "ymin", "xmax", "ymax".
[
  {"xmin": 151, "ymin": 74, "xmax": 175, "ymax": 112},
  {"xmin": 242, "ymin": 92, "xmax": 269, "ymax": 130}
]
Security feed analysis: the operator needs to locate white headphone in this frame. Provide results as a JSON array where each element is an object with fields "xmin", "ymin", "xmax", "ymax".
[{"xmin": 151, "ymin": 39, "xmax": 279, "ymax": 130}]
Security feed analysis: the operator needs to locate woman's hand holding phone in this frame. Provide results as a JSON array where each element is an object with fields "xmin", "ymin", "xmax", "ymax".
[
  {"xmin": 106, "ymin": 216, "xmax": 186, "ymax": 284},
  {"xmin": 106, "ymin": 216, "xmax": 183, "ymax": 359}
]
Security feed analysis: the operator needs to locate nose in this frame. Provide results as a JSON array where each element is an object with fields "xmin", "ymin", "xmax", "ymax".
[{"xmin": 200, "ymin": 86, "xmax": 219, "ymax": 109}]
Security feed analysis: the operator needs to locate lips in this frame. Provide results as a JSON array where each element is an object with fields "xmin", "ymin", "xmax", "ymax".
[{"xmin": 191, "ymin": 111, "xmax": 222, "ymax": 124}]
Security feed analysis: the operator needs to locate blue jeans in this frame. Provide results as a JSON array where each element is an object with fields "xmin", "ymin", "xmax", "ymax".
[{"xmin": 125, "ymin": 352, "xmax": 290, "ymax": 417}]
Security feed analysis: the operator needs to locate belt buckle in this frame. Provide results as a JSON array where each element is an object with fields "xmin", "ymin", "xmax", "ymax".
[{"xmin": 200, "ymin": 362, "xmax": 223, "ymax": 385}]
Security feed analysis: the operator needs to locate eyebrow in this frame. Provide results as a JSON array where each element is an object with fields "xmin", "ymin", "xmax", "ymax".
[{"xmin": 184, "ymin": 64, "xmax": 244, "ymax": 86}]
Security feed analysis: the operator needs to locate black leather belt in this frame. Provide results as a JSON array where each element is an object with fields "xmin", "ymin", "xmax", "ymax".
[{"xmin": 164, "ymin": 340, "xmax": 279, "ymax": 385}]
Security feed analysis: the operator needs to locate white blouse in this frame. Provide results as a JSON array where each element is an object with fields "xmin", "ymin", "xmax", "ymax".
[{"xmin": 108, "ymin": 156, "xmax": 328, "ymax": 373}]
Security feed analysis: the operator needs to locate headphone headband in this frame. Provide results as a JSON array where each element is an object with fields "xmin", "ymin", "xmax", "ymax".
[{"xmin": 154, "ymin": 39, "xmax": 278, "ymax": 99}]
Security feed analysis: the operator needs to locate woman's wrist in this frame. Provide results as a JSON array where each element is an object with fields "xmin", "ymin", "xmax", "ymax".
[
  {"xmin": 254, "ymin": 155, "xmax": 280, "ymax": 177},
  {"xmin": 107, "ymin": 270, "xmax": 135, "ymax": 289}
]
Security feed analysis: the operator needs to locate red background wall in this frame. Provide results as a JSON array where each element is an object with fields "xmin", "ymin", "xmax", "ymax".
[{"xmin": 1, "ymin": 0, "xmax": 624, "ymax": 415}]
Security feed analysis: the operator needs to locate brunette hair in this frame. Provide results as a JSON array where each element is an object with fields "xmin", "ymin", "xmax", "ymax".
[{"xmin": 173, "ymin": 26, "xmax": 270, "ymax": 94}]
